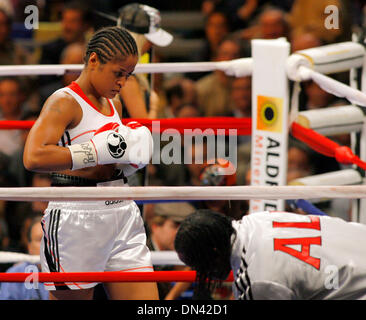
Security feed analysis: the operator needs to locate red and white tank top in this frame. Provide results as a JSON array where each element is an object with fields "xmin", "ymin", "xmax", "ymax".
[{"xmin": 56, "ymin": 81, "xmax": 123, "ymax": 147}]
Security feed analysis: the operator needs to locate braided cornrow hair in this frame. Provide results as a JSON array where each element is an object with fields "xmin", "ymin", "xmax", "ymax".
[
  {"xmin": 174, "ymin": 209, "xmax": 236, "ymax": 297},
  {"xmin": 84, "ymin": 26, "xmax": 138, "ymax": 65}
]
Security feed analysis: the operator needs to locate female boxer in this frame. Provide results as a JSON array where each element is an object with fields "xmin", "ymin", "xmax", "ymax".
[{"xmin": 24, "ymin": 26, "xmax": 158, "ymax": 300}]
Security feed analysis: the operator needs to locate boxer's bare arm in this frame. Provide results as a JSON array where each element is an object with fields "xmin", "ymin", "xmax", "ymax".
[{"xmin": 23, "ymin": 92, "xmax": 80, "ymax": 172}]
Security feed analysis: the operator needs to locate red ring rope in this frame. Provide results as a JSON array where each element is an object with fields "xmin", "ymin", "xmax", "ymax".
[
  {"xmin": 0, "ymin": 271, "xmax": 234, "ymax": 283},
  {"xmin": 4, "ymin": 117, "xmax": 365, "ymax": 170},
  {"xmin": 0, "ymin": 118, "xmax": 251, "ymax": 135},
  {"xmin": 291, "ymin": 122, "xmax": 366, "ymax": 170}
]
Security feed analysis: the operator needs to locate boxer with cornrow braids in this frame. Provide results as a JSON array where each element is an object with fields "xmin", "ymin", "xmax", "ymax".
[
  {"xmin": 23, "ymin": 26, "xmax": 157, "ymax": 300},
  {"xmin": 84, "ymin": 26, "xmax": 138, "ymax": 65}
]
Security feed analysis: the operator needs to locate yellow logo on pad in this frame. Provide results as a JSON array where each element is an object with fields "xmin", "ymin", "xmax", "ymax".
[{"xmin": 257, "ymin": 95, "xmax": 283, "ymax": 133}]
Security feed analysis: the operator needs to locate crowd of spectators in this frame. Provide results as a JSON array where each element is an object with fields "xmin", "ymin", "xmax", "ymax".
[{"xmin": 0, "ymin": 0, "xmax": 364, "ymax": 300}]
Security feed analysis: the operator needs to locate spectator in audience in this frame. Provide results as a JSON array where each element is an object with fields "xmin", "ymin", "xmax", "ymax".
[
  {"xmin": 148, "ymin": 202, "xmax": 196, "ymax": 252},
  {"xmin": 117, "ymin": 3, "xmax": 173, "ymax": 119},
  {"xmin": 3, "ymin": 172, "xmax": 51, "ymax": 256},
  {"xmin": 0, "ymin": 215, "xmax": 9, "ymax": 251},
  {"xmin": 196, "ymin": 35, "xmax": 245, "ymax": 117},
  {"xmin": 286, "ymin": 139, "xmax": 350, "ymax": 220},
  {"xmin": 10, "ymin": 0, "xmax": 46, "ymax": 23},
  {"xmin": 38, "ymin": 2, "xmax": 91, "ymax": 90},
  {"xmin": 2, "ymin": 199, "xmax": 31, "ymax": 253},
  {"xmin": 287, "ymin": 140, "xmax": 313, "ymax": 175},
  {"xmin": 236, "ymin": 141, "xmax": 251, "ymax": 186},
  {"xmin": 175, "ymin": 103, "xmax": 201, "ymax": 119},
  {"xmin": 0, "ymin": 77, "xmax": 28, "ymax": 157},
  {"xmin": 288, "ymin": 0, "xmax": 352, "ymax": 44},
  {"xmin": 244, "ymin": 139, "xmax": 317, "ymax": 186},
  {"xmin": 0, "ymin": 215, "xmax": 49, "ymax": 300},
  {"xmin": 149, "ymin": 102, "xmax": 202, "ymax": 187},
  {"xmin": 196, "ymin": 159, "xmax": 247, "ymax": 219},
  {"xmin": 61, "ymin": 43, "xmax": 85, "ymax": 80},
  {"xmin": 161, "ymin": 80, "xmax": 184, "ymax": 118},
  {"xmin": 147, "ymin": 202, "xmax": 196, "ymax": 300},
  {"xmin": 286, "ymin": 139, "xmax": 315, "ymax": 184},
  {"xmin": 184, "ymin": 140, "xmax": 211, "ymax": 187},
  {"xmin": 39, "ymin": 42, "xmax": 85, "ymax": 105},
  {"xmin": 153, "ymin": 137, "xmax": 216, "ymax": 189},
  {"xmin": 230, "ymin": 76, "xmax": 251, "ymax": 164},
  {"xmin": 201, "ymin": 0, "xmax": 260, "ymax": 31},
  {"xmin": 195, "ymin": 11, "xmax": 230, "ymax": 63},
  {"xmin": 229, "ymin": 76, "xmax": 252, "ymax": 145},
  {"xmin": 161, "ymin": 77, "xmax": 197, "ymax": 118},
  {"xmin": 152, "ymin": 135, "xmax": 203, "ymax": 188},
  {"xmin": 8, "ymin": 110, "xmax": 39, "ymax": 187},
  {"xmin": 0, "ymin": 4, "xmax": 38, "ymax": 112},
  {"xmin": 39, "ymin": 2, "xmax": 90, "ymax": 66},
  {"xmin": 240, "ymin": 7, "xmax": 289, "ymax": 40},
  {"xmin": 290, "ymin": 32, "xmax": 323, "ymax": 52},
  {"xmin": 18, "ymin": 207, "xmax": 41, "ymax": 254},
  {"xmin": 302, "ymin": 81, "xmax": 337, "ymax": 110},
  {"xmin": 230, "ymin": 76, "xmax": 252, "ymax": 118},
  {"xmin": 0, "ymin": 6, "xmax": 32, "ymax": 65},
  {"xmin": 30, "ymin": 173, "xmax": 52, "ymax": 215}
]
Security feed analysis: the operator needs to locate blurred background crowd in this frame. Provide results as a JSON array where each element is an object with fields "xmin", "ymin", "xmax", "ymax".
[{"xmin": 0, "ymin": 0, "xmax": 364, "ymax": 300}]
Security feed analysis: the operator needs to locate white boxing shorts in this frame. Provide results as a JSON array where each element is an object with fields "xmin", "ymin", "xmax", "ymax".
[{"xmin": 40, "ymin": 193, "xmax": 153, "ymax": 291}]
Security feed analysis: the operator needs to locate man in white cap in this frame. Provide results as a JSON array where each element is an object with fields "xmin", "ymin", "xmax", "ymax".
[
  {"xmin": 148, "ymin": 201, "xmax": 195, "ymax": 252},
  {"xmin": 118, "ymin": 3, "xmax": 173, "ymax": 47},
  {"xmin": 117, "ymin": 3, "xmax": 173, "ymax": 120}
]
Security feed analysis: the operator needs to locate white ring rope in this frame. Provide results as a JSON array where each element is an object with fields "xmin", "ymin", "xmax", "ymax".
[
  {"xmin": 285, "ymin": 41, "xmax": 366, "ymax": 107},
  {"xmin": 294, "ymin": 66, "xmax": 366, "ymax": 107},
  {"xmin": 0, "ymin": 251, "xmax": 184, "ymax": 266},
  {"xmin": 286, "ymin": 42, "xmax": 365, "ymax": 77},
  {"xmin": 0, "ymin": 185, "xmax": 365, "ymax": 201},
  {"xmin": 0, "ymin": 43, "xmax": 361, "ymax": 108},
  {"xmin": 0, "ymin": 58, "xmax": 253, "ymax": 77},
  {"xmin": 295, "ymin": 105, "xmax": 364, "ymax": 135}
]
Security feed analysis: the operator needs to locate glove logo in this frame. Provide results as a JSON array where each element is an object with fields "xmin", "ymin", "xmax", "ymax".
[{"xmin": 106, "ymin": 132, "xmax": 127, "ymax": 159}]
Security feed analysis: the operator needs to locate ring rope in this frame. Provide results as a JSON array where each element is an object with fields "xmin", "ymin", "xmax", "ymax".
[
  {"xmin": 0, "ymin": 251, "xmax": 184, "ymax": 266},
  {"xmin": 294, "ymin": 66, "xmax": 366, "ymax": 107},
  {"xmin": 291, "ymin": 122, "xmax": 366, "ymax": 170},
  {"xmin": 0, "ymin": 271, "xmax": 234, "ymax": 283},
  {"xmin": 2, "ymin": 118, "xmax": 364, "ymax": 170},
  {"xmin": 0, "ymin": 58, "xmax": 252, "ymax": 77},
  {"xmin": 0, "ymin": 185, "xmax": 366, "ymax": 201},
  {"xmin": 0, "ymin": 118, "xmax": 252, "ymax": 136}
]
